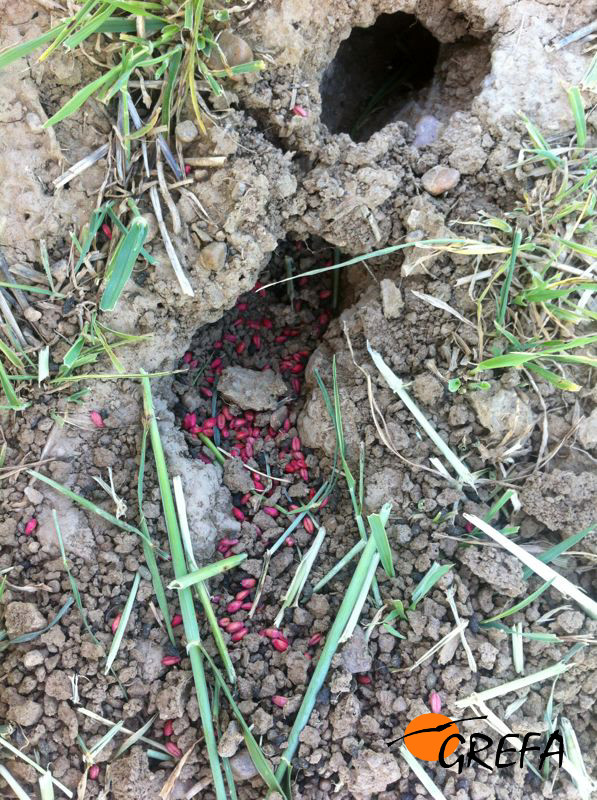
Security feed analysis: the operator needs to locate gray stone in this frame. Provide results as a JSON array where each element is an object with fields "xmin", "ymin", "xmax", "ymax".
[
  {"xmin": 199, "ymin": 242, "xmax": 227, "ymax": 272},
  {"xmin": 421, "ymin": 165, "xmax": 460, "ymax": 195},
  {"xmin": 230, "ymin": 748, "xmax": 259, "ymax": 781},
  {"xmin": 380, "ymin": 279, "xmax": 404, "ymax": 319},
  {"xmin": 219, "ymin": 366, "xmax": 287, "ymax": 411},
  {"xmin": 340, "ymin": 627, "xmax": 372, "ymax": 674},
  {"xmin": 175, "ymin": 119, "xmax": 198, "ymax": 143}
]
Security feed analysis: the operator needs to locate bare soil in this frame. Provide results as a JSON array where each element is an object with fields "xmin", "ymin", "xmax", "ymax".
[{"xmin": 0, "ymin": 1, "xmax": 596, "ymax": 799}]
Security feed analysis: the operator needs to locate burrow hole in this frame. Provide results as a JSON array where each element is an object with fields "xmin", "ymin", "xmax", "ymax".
[{"xmin": 320, "ymin": 11, "xmax": 491, "ymax": 142}]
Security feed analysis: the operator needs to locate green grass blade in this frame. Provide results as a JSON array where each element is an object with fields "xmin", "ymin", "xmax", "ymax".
[
  {"xmin": 0, "ymin": 764, "xmax": 32, "ymax": 800},
  {"xmin": 410, "ymin": 562, "xmax": 453, "ymax": 610},
  {"xmin": 99, "ymin": 216, "xmax": 148, "ymax": 311},
  {"xmin": 172, "ymin": 475, "xmax": 237, "ymax": 685},
  {"xmin": 44, "ymin": 64, "xmax": 122, "ymax": 128},
  {"xmin": 0, "ymin": 339, "xmax": 25, "ymax": 370},
  {"xmin": 168, "ymin": 553, "xmax": 247, "ymax": 590},
  {"xmin": 368, "ymin": 343, "xmax": 477, "ymax": 488},
  {"xmin": 28, "ymin": 470, "xmax": 150, "ymax": 544},
  {"xmin": 104, "ymin": 572, "xmax": 140, "ymax": 674},
  {"xmin": 525, "ymin": 363, "xmax": 581, "ymax": 392},
  {"xmin": 497, "ymin": 228, "xmax": 522, "ymax": 326},
  {"xmin": 199, "ymin": 645, "xmax": 287, "ymax": 796},
  {"xmin": 0, "ymin": 360, "xmax": 27, "ymax": 410},
  {"xmin": 39, "ymin": 769, "xmax": 55, "ymax": 800},
  {"xmin": 367, "ymin": 503, "xmax": 394, "ymax": 578},
  {"xmin": 0, "ymin": 280, "xmax": 59, "ymax": 296},
  {"xmin": 274, "ymin": 536, "xmax": 378, "ymax": 791},
  {"xmin": 0, "ymin": 22, "xmax": 68, "ymax": 70},
  {"xmin": 482, "ymin": 579, "xmax": 554, "ymax": 623},
  {"xmin": 142, "ymin": 374, "xmax": 227, "ymax": 800},
  {"xmin": 113, "ymin": 714, "xmax": 157, "ymax": 758},
  {"xmin": 311, "ymin": 539, "xmax": 366, "ymax": 593},
  {"xmin": 53, "ymin": 511, "xmax": 100, "ymax": 644},
  {"xmin": 522, "ymin": 523, "xmax": 597, "ymax": 579},
  {"xmin": 567, "ymin": 87, "xmax": 587, "ymax": 148},
  {"xmin": 0, "ymin": 598, "xmax": 73, "ymax": 652},
  {"xmin": 138, "ymin": 427, "xmax": 175, "ymax": 645}
]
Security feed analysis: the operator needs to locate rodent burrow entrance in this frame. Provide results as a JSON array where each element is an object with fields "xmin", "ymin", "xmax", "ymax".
[{"xmin": 320, "ymin": 11, "xmax": 491, "ymax": 143}]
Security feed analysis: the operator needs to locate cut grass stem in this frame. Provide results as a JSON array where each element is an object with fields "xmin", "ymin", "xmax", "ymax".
[{"xmin": 141, "ymin": 373, "xmax": 226, "ymax": 800}]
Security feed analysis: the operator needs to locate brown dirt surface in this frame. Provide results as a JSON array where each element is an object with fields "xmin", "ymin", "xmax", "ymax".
[{"xmin": 1, "ymin": 0, "xmax": 596, "ymax": 799}]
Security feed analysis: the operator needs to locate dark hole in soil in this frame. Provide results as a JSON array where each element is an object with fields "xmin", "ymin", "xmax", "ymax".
[{"xmin": 320, "ymin": 11, "xmax": 490, "ymax": 142}]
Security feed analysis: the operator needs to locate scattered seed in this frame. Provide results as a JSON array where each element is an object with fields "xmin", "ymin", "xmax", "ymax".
[
  {"xmin": 261, "ymin": 628, "xmax": 282, "ymax": 639},
  {"xmin": 226, "ymin": 600, "xmax": 243, "ymax": 613},
  {"xmin": 162, "ymin": 655, "xmax": 182, "ymax": 666},
  {"xmin": 90, "ymin": 410, "xmax": 105, "ymax": 428},
  {"xmin": 292, "ymin": 104, "xmax": 309, "ymax": 117},
  {"xmin": 171, "ymin": 614, "xmax": 183, "ymax": 627},
  {"xmin": 303, "ymin": 517, "xmax": 315, "ymax": 535},
  {"xmin": 165, "ymin": 742, "xmax": 183, "ymax": 759},
  {"xmin": 89, "ymin": 765, "xmax": 100, "ymax": 781},
  {"xmin": 111, "ymin": 614, "xmax": 121, "ymax": 634},
  {"xmin": 430, "ymin": 691, "xmax": 442, "ymax": 713},
  {"xmin": 272, "ymin": 695, "xmax": 288, "ymax": 707},
  {"xmin": 356, "ymin": 674, "xmax": 371, "ymax": 685},
  {"xmin": 241, "ymin": 578, "xmax": 256, "ymax": 589},
  {"xmin": 241, "ymin": 601, "xmax": 253, "ymax": 610},
  {"xmin": 24, "ymin": 518, "xmax": 37, "ymax": 536},
  {"xmin": 163, "ymin": 719, "xmax": 174, "ymax": 737},
  {"xmin": 263, "ymin": 506, "xmax": 279, "ymax": 518},
  {"xmin": 101, "ymin": 223, "xmax": 112, "ymax": 239},
  {"xmin": 219, "ymin": 617, "xmax": 231, "ymax": 628},
  {"xmin": 226, "ymin": 620, "xmax": 245, "ymax": 634},
  {"xmin": 231, "ymin": 627, "xmax": 249, "ymax": 642},
  {"xmin": 235, "ymin": 589, "xmax": 251, "ymax": 601},
  {"xmin": 233, "ymin": 508, "xmax": 245, "ymax": 523},
  {"xmin": 272, "ymin": 638, "xmax": 288, "ymax": 653},
  {"xmin": 308, "ymin": 633, "xmax": 322, "ymax": 647}
]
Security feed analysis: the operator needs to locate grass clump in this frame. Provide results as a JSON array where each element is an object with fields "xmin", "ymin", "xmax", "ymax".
[{"xmin": 0, "ymin": 2, "xmax": 264, "ymax": 133}]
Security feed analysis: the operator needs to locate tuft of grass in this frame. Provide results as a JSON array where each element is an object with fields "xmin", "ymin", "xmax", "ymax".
[{"xmin": 0, "ymin": 4, "xmax": 264, "ymax": 133}]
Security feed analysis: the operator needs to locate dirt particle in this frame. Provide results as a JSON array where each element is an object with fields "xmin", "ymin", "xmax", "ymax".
[
  {"xmin": 331, "ymin": 693, "xmax": 361, "ymax": 739},
  {"xmin": 155, "ymin": 672, "xmax": 192, "ymax": 719},
  {"xmin": 457, "ymin": 545, "xmax": 525, "ymax": 598},
  {"xmin": 521, "ymin": 469, "xmax": 597, "ymax": 540},
  {"xmin": 45, "ymin": 670, "xmax": 72, "ymax": 701},
  {"xmin": 413, "ymin": 373, "xmax": 443, "ymax": 407},
  {"xmin": 199, "ymin": 241, "xmax": 228, "ymax": 272},
  {"xmin": 340, "ymin": 627, "xmax": 372, "ymax": 674},
  {"xmin": 7, "ymin": 697, "xmax": 43, "ymax": 727},
  {"xmin": 4, "ymin": 602, "xmax": 46, "ymax": 637},
  {"xmin": 219, "ymin": 366, "xmax": 288, "ymax": 411},
  {"xmin": 380, "ymin": 279, "xmax": 404, "ymax": 319},
  {"xmin": 349, "ymin": 748, "xmax": 400, "ymax": 798},
  {"xmin": 469, "ymin": 388, "xmax": 534, "ymax": 442},
  {"xmin": 218, "ymin": 720, "xmax": 244, "ymax": 757}
]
